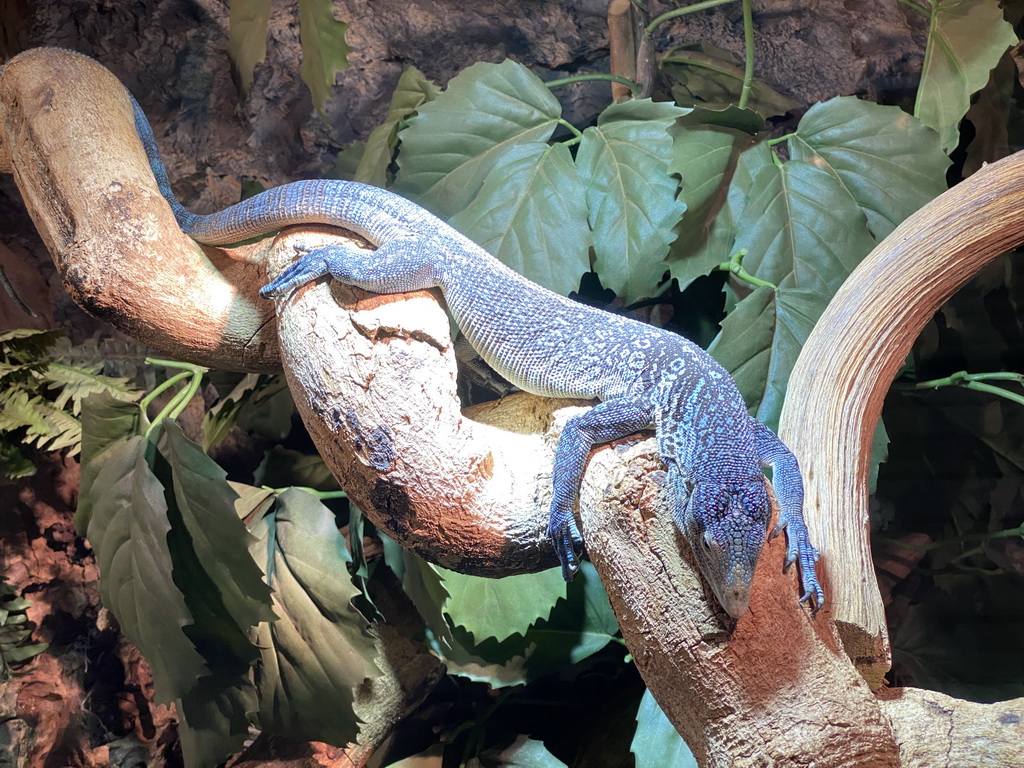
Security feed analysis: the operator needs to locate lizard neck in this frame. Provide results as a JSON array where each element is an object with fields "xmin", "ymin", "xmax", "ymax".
[{"xmin": 654, "ymin": 365, "xmax": 761, "ymax": 483}]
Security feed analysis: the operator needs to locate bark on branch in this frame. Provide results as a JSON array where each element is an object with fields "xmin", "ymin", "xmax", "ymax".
[{"xmin": 5, "ymin": 46, "xmax": 1024, "ymax": 767}]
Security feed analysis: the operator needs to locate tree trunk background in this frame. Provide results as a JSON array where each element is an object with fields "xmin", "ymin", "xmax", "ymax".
[{"xmin": 0, "ymin": 0, "xmax": 935, "ymax": 765}]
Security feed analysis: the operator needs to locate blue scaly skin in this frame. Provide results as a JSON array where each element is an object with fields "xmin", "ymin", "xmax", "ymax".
[{"xmin": 129, "ymin": 86, "xmax": 822, "ymax": 619}]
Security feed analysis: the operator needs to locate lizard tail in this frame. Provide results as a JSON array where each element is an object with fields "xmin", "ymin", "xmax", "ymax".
[{"xmin": 128, "ymin": 92, "xmax": 438, "ymax": 248}]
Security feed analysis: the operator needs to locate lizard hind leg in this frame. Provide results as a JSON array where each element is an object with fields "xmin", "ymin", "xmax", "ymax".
[{"xmin": 261, "ymin": 238, "xmax": 438, "ymax": 298}]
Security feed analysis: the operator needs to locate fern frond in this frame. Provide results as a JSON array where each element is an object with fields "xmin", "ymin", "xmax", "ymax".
[
  {"xmin": 33, "ymin": 403, "xmax": 82, "ymax": 455},
  {"xmin": 0, "ymin": 390, "xmax": 49, "ymax": 436},
  {"xmin": 0, "ymin": 329, "xmax": 63, "ymax": 363},
  {"xmin": 44, "ymin": 363, "xmax": 138, "ymax": 416},
  {"xmin": 0, "ymin": 439, "xmax": 35, "ymax": 479}
]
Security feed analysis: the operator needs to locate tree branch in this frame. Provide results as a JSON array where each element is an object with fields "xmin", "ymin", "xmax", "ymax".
[
  {"xmin": 778, "ymin": 150, "xmax": 1024, "ymax": 687},
  {"xmin": 0, "ymin": 48, "xmax": 280, "ymax": 372}
]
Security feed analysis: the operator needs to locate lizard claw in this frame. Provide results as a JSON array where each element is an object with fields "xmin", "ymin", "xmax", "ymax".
[
  {"xmin": 260, "ymin": 243, "xmax": 331, "ymax": 298},
  {"xmin": 547, "ymin": 512, "xmax": 584, "ymax": 582},
  {"xmin": 783, "ymin": 519, "xmax": 824, "ymax": 615}
]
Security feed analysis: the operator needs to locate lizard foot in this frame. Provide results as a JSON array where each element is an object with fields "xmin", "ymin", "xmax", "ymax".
[
  {"xmin": 782, "ymin": 519, "xmax": 824, "ymax": 615},
  {"xmin": 260, "ymin": 243, "xmax": 332, "ymax": 298},
  {"xmin": 546, "ymin": 512, "xmax": 584, "ymax": 582}
]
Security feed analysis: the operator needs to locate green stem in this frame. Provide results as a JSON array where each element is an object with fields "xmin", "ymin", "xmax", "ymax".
[
  {"xmin": 737, "ymin": 0, "xmax": 755, "ymax": 110},
  {"xmin": 284, "ymin": 487, "xmax": 348, "ymax": 500},
  {"xmin": 895, "ymin": 0, "xmax": 930, "ymax": 17},
  {"xmin": 964, "ymin": 380, "xmax": 1024, "ymax": 408},
  {"xmin": 899, "ymin": 370, "xmax": 1024, "ymax": 408},
  {"xmin": 647, "ymin": 0, "xmax": 740, "ymax": 34},
  {"xmin": 767, "ymin": 132, "xmax": 795, "ymax": 147},
  {"xmin": 166, "ymin": 370, "xmax": 204, "ymax": 422},
  {"xmin": 140, "ymin": 370, "xmax": 192, "ymax": 410},
  {"xmin": 718, "ymin": 249, "xmax": 776, "ymax": 290},
  {"xmin": 556, "ymin": 118, "xmax": 583, "ymax": 140},
  {"xmin": 142, "ymin": 358, "xmax": 209, "ymax": 439},
  {"xmin": 546, "ymin": 73, "xmax": 641, "ymax": 97}
]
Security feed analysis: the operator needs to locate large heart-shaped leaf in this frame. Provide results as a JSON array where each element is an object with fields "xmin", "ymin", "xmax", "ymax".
[
  {"xmin": 395, "ymin": 60, "xmax": 562, "ymax": 218},
  {"xmin": 439, "ymin": 564, "xmax": 567, "ymax": 643},
  {"xmin": 789, "ymin": 96, "xmax": 949, "ymax": 240},
  {"xmin": 912, "ymin": 0, "xmax": 1017, "ymax": 153},
  {"xmin": 666, "ymin": 108, "xmax": 762, "ymax": 290},
  {"xmin": 448, "ymin": 142, "xmax": 591, "ymax": 295},
  {"xmin": 667, "ymin": 141, "xmax": 771, "ymax": 291},
  {"xmin": 708, "ymin": 286, "xmax": 822, "ymax": 429},
  {"xmin": 576, "ymin": 99, "xmax": 689, "ymax": 302},
  {"xmin": 729, "ymin": 158, "xmax": 877, "ymax": 295}
]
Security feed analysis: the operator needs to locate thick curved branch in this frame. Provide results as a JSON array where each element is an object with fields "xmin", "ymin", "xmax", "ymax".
[
  {"xmin": 0, "ymin": 48, "xmax": 280, "ymax": 372},
  {"xmin": 778, "ymin": 151, "xmax": 1024, "ymax": 687}
]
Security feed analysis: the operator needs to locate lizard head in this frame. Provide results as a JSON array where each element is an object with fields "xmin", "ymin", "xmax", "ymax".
[{"xmin": 676, "ymin": 477, "xmax": 772, "ymax": 619}]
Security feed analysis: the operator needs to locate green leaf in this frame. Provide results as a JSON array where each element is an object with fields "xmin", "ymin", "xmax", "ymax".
[
  {"xmin": 670, "ymin": 122, "xmax": 742, "ymax": 217},
  {"xmin": 665, "ymin": 109, "xmax": 762, "ymax": 291},
  {"xmin": 666, "ymin": 140, "xmax": 772, "ymax": 291},
  {"xmin": 0, "ymin": 390, "xmax": 83, "ymax": 455},
  {"xmin": 297, "ymin": 0, "xmax": 351, "ymax": 115},
  {"xmin": 661, "ymin": 43, "xmax": 800, "ymax": 118},
  {"xmin": 631, "ymin": 688, "xmax": 697, "ymax": 767},
  {"xmin": 394, "ymin": 60, "xmax": 562, "ymax": 218},
  {"xmin": 79, "ymin": 393, "xmax": 142, "ymax": 467},
  {"xmin": 202, "ymin": 373, "xmax": 291, "ymax": 451},
  {"xmin": 435, "ymin": 562, "xmax": 619, "ymax": 687},
  {"xmin": 77, "ymin": 393, "xmax": 143, "ymax": 530},
  {"xmin": 439, "ymin": 566, "xmax": 567, "ymax": 643},
  {"xmin": 253, "ymin": 446, "xmax": 338, "ymax": 491},
  {"xmin": 329, "ymin": 139, "xmax": 366, "ymax": 181},
  {"xmin": 395, "ymin": 550, "xmax": 454, "ymax": 650},
  {"xmin": 30, "ymin": 402, "xmax": 82, "ymax": 454},
  {"xmin": 161, "ymin": 422, "xmax": 276, "ymax": 631},
  {"xmin": 480, "ymin": 735, "xmax": 569, "ymax": 768},
  {"xmin": 448, "ymin": 142, "xmax": 591, "ymax": 295},
  {"xmin": 355, "ymin": 65, "xmax": 440, "ymax": 188},
  {"xmin": 912, "ymin": 0, "xmax": 1018, "ymax": 153},
  {"xmin": 576, "ymin": 99, "xmax": 689, "ymax": 302},
  {"xmin": 728, "ymin": 158, "xmax": 877, "ymax": 296},
  {"xmin": 788, "ymin": 97, "xmax": 949, "ymax": 240},
  {"xmin": 247, "ymin": 489, "xmax": 375, "ymax": 745},
  {"xmin": 178, "ymin": 680, "xmax": 256, "ymax": 768},
  {"xmin": 0, "ymin": 439, "xmax": 35, "ymax": 479},
  {"xmin": 81, "ymin": 436, "xmax": 209, "ymax": 704},
  {"xmin": 0, "ymin": 328, "xmax": 62, "ymax": 362},
  {"xmin": 708, "ymin": 286, "xmax": 821, "ymax": 429},
  {"xmin": 228, "ymin": 0, "xmax": 271, "ymax": 97},
  {"xmin": 0, "ymin": 390, "xmax": 47, "ymax": 437}
]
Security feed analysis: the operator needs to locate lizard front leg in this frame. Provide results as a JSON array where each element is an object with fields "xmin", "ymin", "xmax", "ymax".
[
  {"xmin": 751, "ymin": 417, "xmax": 824, "ymax": 613},
  {"xmin": 548, "ymin": 396, "xmax": 654, "ymax": 580}
]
